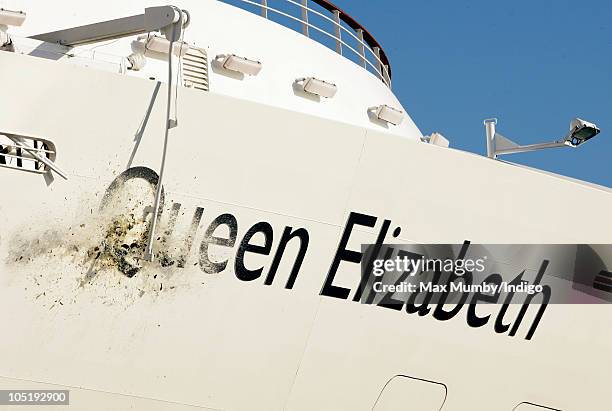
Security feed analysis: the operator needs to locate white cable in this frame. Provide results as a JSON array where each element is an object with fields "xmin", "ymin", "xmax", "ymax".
[
  {"xmin": 173, "ymin": 23, "xmax": 187, "ymax": 122},
  {"xmin": 145, "ymin": 7, "xmax": 183, "ymax": 261}
]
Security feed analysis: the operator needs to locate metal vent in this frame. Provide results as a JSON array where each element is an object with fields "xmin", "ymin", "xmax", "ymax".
[
  {"xmin": 593, "ymin": 270, "xmax": 612, "ymax": 293},
  {"xmin": 182, "ymin": 47, "xmax": 209, "ymax": 91},
  {"xmin": 0, "ymin": 134, "xmax": 56, "ymax": 175}
]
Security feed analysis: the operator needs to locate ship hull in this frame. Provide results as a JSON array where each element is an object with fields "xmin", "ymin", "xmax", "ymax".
[{"xmin": 1, "ymin": 51, "xmax": 611, "ymax": 410}]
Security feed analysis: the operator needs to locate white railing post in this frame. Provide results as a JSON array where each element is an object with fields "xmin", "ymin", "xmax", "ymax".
[
  {"xmin": 225, "ymin": 0, "xmax": 392, "ymax": 87},
  {"xmin": 356, "ymin": 28, "xmax": 366, "ymax": 68},
  {"xmin": 383, "ymin": 64, "xmax": 391, "ymax": 87},
  {"xmin": 373, "ymin": 46, "xmax": 382, "ymax": 80},
  {"xmin": 301, "ymin": 0, "xmax": 309, "ymax": 37},
  {"xmin": 333, "ymin": 10, "xmax": 342, "ymax": 55}
]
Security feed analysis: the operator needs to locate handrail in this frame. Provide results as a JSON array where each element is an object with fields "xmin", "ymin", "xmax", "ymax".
[
  {"xmin": 237, "ymin": 0, "xmax": 388, "ymax": 84},
  {"xmin": 219, "ymin": 0, "xmax": 392, "ymax": 87},
  {"xmin": 308, "ymin": 0, "xmax": 392, "ymax": 78},
  {"xmin": 282, "ymin": 0, "xmax": 386, "ymax": 76}
]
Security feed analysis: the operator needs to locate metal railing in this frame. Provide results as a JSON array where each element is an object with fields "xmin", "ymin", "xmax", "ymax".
[{"xmin": 220, "ymin": 0, "xmax": 392, "ymax": 87}]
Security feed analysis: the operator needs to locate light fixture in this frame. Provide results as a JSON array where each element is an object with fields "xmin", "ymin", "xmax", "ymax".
[
  {"xmin": 145, "ymin": 34, "xmax": 189, "ymax": 57},
  {"xmin": 565, "ymin": 118, "xmax": 600, "ymax": 147},
  {"xmin": 484, "ymin": 117, "xmax": 602, "ymax": 159},
  {"xmin": 423, "ymin": 132, "xmax": 450, "ymax": 148},
  {"xmin": 373, "ymin": 104, "xmax": 404, "ymax": 125},
  {"xmin": 0, "ymin": 8, "xmax": 26, "ymax": 49},
  {"xmin": 0, "ymin": 8, "xmax": 26, "ymax": 26},
  {"xmin": 295, "ymin": 77, "xmax": 338, "ymax": 98},
  {"xmin": 215, "ymin": 54, "xmax": 262, "ymax": 76}
]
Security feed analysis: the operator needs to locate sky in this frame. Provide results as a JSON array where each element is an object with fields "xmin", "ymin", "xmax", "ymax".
[{"xmin": 329, "ymin": 0, "xmax": 612, "ymax": 187}]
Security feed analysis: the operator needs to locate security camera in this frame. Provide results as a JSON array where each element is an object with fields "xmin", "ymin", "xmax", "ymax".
[{"xmin": 565, "ymin": 118, "xmax": 600, "ymax": 147}]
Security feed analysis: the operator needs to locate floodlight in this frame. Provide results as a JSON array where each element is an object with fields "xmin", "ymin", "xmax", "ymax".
[
  {"xmin": 145, "ymin": 34, "xmax": 189, "ymax": 57},
  {"xmin": 373, "ymin": 104, "xmax": 404, "ymax": 125},
  {"xmin": 565, "ymin": 118, "xmax": 600, "ymax": 147},
  {"xmin": 485, "ymin": 117, "xmax": 602, "ymax": 159},
  {"xmin": 0, "ymin": 9, "xmax": 26, "ymax": 27},
  {"xmin": 427, "ymin": 132, "xmax": 450, "ymax": 148},
  {"xmin": 216, "ymin": 54, "xmax": 262, "ymax": 76},
  {"xmin": 295, "ymin": 77, "xmax": 338, "ymax": 98}
]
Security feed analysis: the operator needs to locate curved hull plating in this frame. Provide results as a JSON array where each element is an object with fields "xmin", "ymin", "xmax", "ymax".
[{"xmin": 0, "ymin": 52, "xmax": 611, "ymax": 410}]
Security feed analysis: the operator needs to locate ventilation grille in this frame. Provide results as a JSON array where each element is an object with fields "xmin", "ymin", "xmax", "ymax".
[
  {"xmin": 182, "ymin": 47, "xmax": 209, "ymax": 91},
  {"xmin": 593, "ymin": 270, "xmax": 612, "ymax": 293},
  {"xmin": 0, "ymin": 134, "xmax": 56, "ymax": 175}
]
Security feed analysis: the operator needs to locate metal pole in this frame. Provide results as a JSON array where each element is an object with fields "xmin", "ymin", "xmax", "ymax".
[
  {"xmin": 145, "ymin": 9, "xmax": 183, "ymax": 261},
  {"xmin": 332, "ymin": 10, "xmax": 342, "ymax": 55},
  {"xmin": 495, "ymin": 141, "xmax": 567, "ymax": 156},
  {"xmin": 30, "ymin": 6, "xmax": 181, "ymax": 47},
  {"xmin": 484, "ymin": 118, "xmax": 497, "ymax": 158},
  {"xmin": 373, "ymin": 46, "xmax": 382, "ymax": 80},
  {"xmin": 301, "ymin": 0, "xmax": 309, "ymax": 37},
  {"xmin": 261, "ymin": 0, "xmax": 267, "ymax": 19},
  {"xmin": 356, "ymin": 28, "xmax": 366, "ymax": 68},
  {"xmin": 383, "ymin": 64, "xmax": 391, "ymax": 87}
]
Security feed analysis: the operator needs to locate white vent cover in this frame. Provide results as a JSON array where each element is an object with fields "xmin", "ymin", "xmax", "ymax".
[
  {"xmin": 182, "ymin": 47, "xmax": 209, "ymax": 91},
  {"xmin": 0, "ymin": 134, "xmax": 56, "ymax": 174}
]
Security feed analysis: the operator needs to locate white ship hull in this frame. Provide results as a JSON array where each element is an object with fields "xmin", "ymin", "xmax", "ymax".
[{"xmin": 0, "ymin": 1, "xmax": 611, "ymax": 409}]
